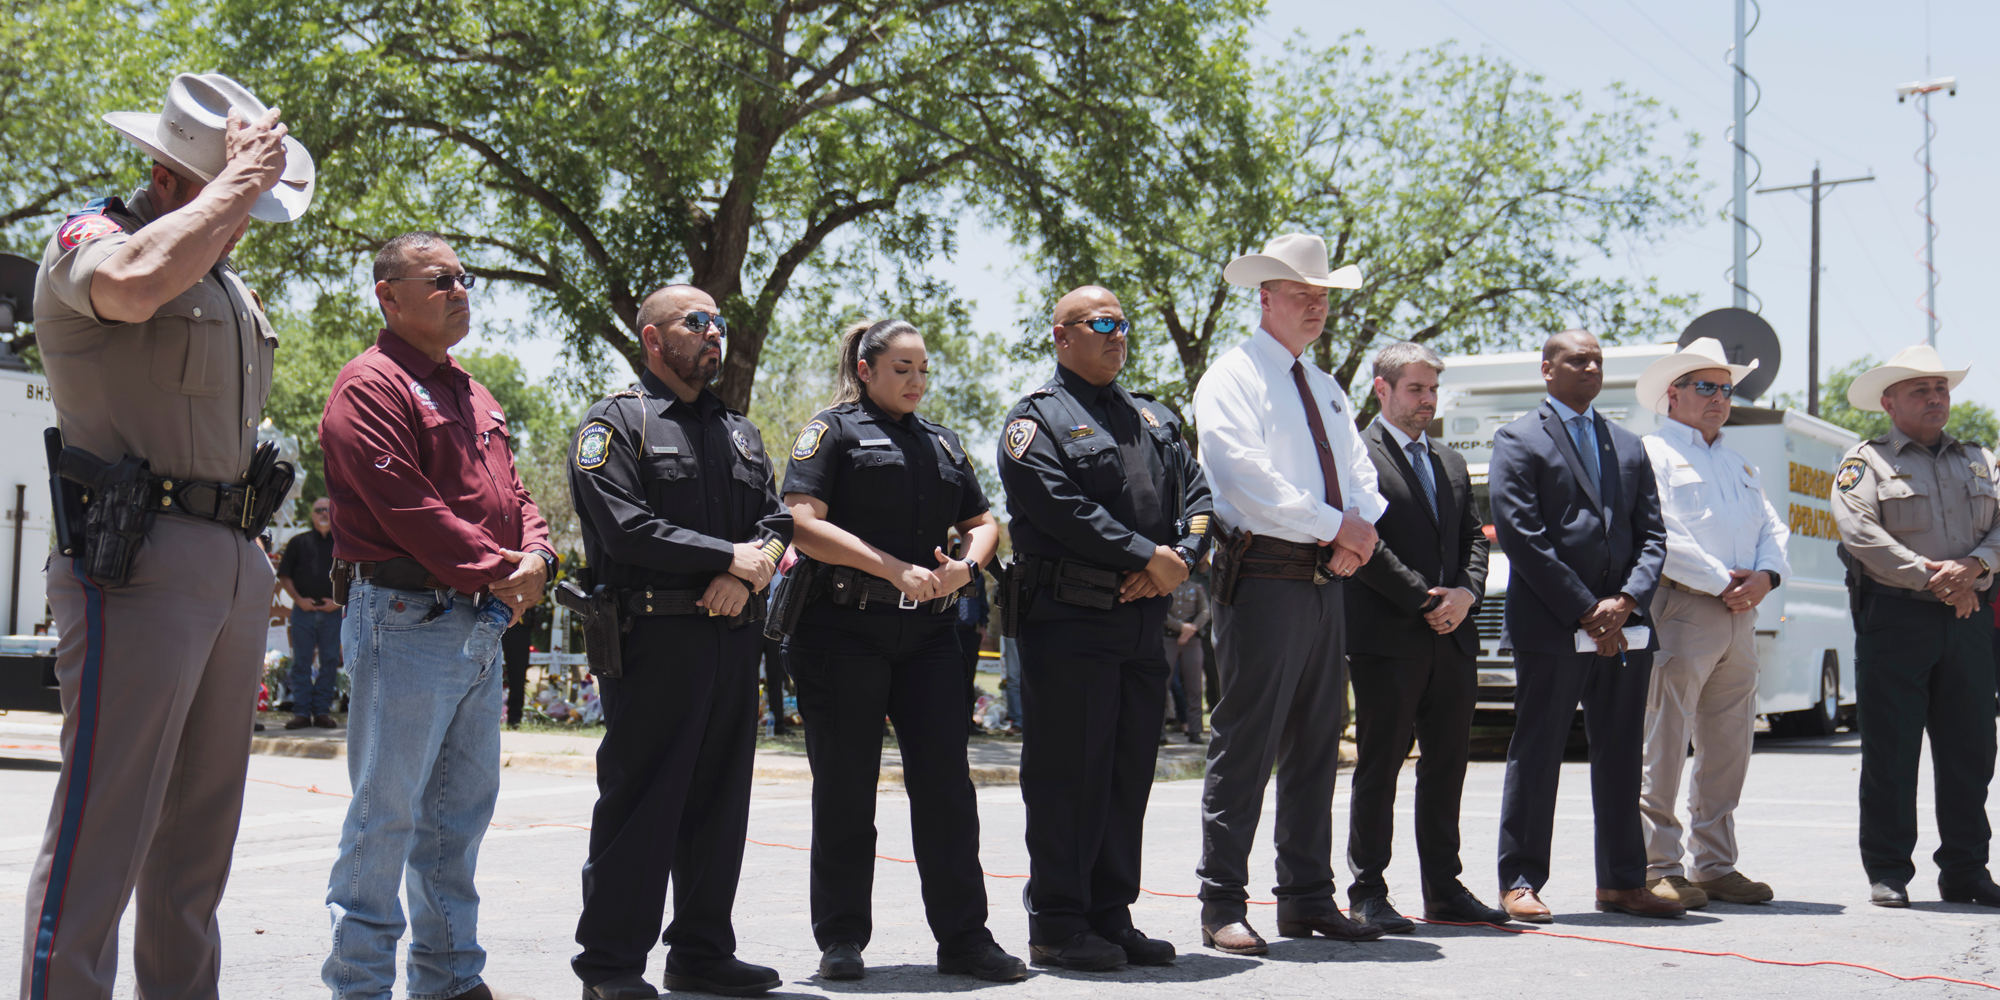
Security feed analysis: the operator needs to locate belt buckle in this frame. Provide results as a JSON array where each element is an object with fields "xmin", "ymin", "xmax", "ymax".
[
  {"xmin": 238, "ymin": 486, "xmax": 255, "ymax": 529},
  {"xmin": 898, "ymin": 592, "xmax": 919, "ymax": 610},
  {"xmin": 1312, "ymin": 561, "xmax": 1332, "ymax": 586}
]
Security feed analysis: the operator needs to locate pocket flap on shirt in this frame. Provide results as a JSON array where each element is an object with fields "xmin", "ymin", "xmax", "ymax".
[{"xmin": 1876, "ymin": 477, "xmax": 1923, "ymax": 501}]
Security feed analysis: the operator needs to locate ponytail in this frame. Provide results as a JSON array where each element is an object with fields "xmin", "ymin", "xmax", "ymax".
[{"xmin": 829, "ymin": 317, "xmax": 922, "ymax": 407}]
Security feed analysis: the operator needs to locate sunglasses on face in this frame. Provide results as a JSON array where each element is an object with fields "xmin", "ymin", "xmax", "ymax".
[
  {"xmin": 1067, "ymin": 317, "xmax": 1129, "ymax": 336},
  {"xmin": 676, "ymin": 311, "xmax": 728, "ymax": 337},
  {"xmin": 1675, "ymin": 379, "xmax": 1735, "ymax": 399},
  {"xmin": 389, "ymin": 273, "xmax": 477, "ymax": 292}
]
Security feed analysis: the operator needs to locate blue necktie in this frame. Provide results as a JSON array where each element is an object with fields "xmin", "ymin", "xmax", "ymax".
[
  {"xmin": 1407, "ymin": 441, "xmax": 1437, "ymax": 517},
  {"xmin": 1570, "ymin": 415, "xmax": 1601, "ymax": 491}
]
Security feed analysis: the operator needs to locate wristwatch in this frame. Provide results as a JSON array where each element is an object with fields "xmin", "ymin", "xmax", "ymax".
[
  {"xmin": 1975, "ymin": 556, "xmax": 1992, "ymax": 579},
  {"xmin": 1171, "ymin": 545, "xmax": 1199, "ymax": 568}
]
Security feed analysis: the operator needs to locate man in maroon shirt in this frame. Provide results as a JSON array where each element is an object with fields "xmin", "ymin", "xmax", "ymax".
[{"xmin": 316, "ymin": 231, "xmax": 553, "ymax": 1000}]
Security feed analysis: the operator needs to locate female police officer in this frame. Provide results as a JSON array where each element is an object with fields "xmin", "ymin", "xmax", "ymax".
[{"xmin": 779, "ymin": 318, "xmax": 1026, "ymax": 983}]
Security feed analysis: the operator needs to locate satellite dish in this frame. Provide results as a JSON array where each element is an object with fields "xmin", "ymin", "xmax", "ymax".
[
  {"xmin": 1678, "ymin": 308, "xmax": 1780, "ymax": 401},
  {"xmin": 0, "ymin": 253, "xmax": 34, "ymax": 334}
]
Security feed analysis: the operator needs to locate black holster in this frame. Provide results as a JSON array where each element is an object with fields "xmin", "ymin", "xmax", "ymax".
[
  {"xmin": 554, "ymin": 573, "xmax": 625, "ymax": 678},
  {"xmin": 992, "ymin": 556, "xmax": 1038, "ymax": 639},
  {"xmin": 764, "ymin": 557, "xmax": 824, "ymax": 641},
  {"xmin": 56, "ymin": 446, "xmax": 154, "ymax": 587}
]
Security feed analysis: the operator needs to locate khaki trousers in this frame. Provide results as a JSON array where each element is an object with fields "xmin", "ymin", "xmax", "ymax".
[
  {"xmin": 20, "ymin": 516, "xmax": 271, "ymax": 1000},
  {"xmin": 1640, "ymin": 586, "xmax": 1760, "ymax": 881}
]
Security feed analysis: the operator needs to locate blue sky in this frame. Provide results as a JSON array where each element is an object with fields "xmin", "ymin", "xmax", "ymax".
[{"xmin": 463, "ymin": 0, "xmax": 1999, "ymax": 412}]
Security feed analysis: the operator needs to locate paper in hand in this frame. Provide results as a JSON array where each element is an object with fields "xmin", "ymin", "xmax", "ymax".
[{"xmin": 1574, "ymin": 625, "xmax": 1651, "ymax": 655}]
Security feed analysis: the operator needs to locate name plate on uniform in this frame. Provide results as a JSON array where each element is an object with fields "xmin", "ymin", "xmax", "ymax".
[{"xmin": 856, "ymin": 438, "xmax": 891, "ymax": 447}]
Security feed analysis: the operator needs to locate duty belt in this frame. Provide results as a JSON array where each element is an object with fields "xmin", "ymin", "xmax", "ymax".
[
  {"xmin": 826, "ymin": 571, "xmax": 958, "ymax": 613},
  {"xmin": 1239, "ymin": 535, "xmax": 1330, "ymax": 584},
  {"xmin": 150, "ymin": 477, "xmax": 261, "ymax": 529},
  {"xmin": 1025, "ymin": 556, "xmax": 1123, "ymax": 611},
  {"xmin": 620, "ymin": 587, "xmax": 764, "ymax": 627}
]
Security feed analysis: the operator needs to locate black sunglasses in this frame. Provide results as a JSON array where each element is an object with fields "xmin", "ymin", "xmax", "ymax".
[
  {"xmin": 1065, "ymin": 317, "xmax": 1130, "ymax": 336},
  {"xmin": 389, "ymin": 272, "xmax": 477, "ymax": 292},
  {"xmin": 1675, "ymin": 379, "xmax": 1735, "ymax": 398},
  {"xmin": 675, "ymin": 310, "xmax": 728, "ymax": 337}
]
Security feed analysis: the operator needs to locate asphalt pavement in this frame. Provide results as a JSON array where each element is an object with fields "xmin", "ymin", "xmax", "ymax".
[{"xmin": 0, "ymin": 730, "xmax": 1996, "ymax": 998}]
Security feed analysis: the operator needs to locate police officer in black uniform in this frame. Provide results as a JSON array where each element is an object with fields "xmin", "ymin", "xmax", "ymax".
[
  {"xmin": 568, "ymin": 284, "xmax": 792, "ymax": 1000},
  {"xmin": 997, "ymin": 285, "xmax": 1213, "ymax": 970},
  {"xmin": 776, "ymin": 319, "xmax": 1027, "ymax": 983}
]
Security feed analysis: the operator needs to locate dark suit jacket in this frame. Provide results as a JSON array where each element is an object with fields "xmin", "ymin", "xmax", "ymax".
[
  {"xmin": 1489, "ymin": 400, "xmax": 1665, "ymax": 655},
  {"xmin": 1348, "ymin": 420, "xmax": 1489, "ymax": 658}
]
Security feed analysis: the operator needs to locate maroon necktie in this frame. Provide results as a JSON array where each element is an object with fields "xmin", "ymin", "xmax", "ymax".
[{"xmin": 1289, "ymin": 360, "xmax": 1344, "ymax": 511}]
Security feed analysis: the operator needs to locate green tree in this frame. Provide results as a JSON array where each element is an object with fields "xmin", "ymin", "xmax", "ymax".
[
  {"xmin": 214, "ymin": 0, "xmax": 1256, "ymax": 413},
  {"xmin": 993, "ymin": 39, "xmax": 1705, "ymax": 424},
  {"xmin": 1773, "ymin": 356, "xmax": 2000, "ymax": 447}
]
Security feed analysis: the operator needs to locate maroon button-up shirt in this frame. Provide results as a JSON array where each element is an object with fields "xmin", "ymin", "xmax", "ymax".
[{"xmin": 319, "ymin": 329, "xmax": 554, "ymax": 594}]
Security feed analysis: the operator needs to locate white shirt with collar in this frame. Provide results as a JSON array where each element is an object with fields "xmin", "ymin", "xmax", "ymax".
[
  {"xmin": 1192, "ymin": 328, "xmax": 1385, "ymax": 544},
  {"xmin": 1642, "ymin": 417, "xmax": 1791, "ymax": 596}
]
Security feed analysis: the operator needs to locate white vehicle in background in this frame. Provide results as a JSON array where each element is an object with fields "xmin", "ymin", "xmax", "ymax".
[
  {"xmin": 0, "ymin": 365, "xmax": 60, "ymax": 714},
  {"xmin": 1435, "ymin": 342, "xmax": 1858, "ymax": 736}
]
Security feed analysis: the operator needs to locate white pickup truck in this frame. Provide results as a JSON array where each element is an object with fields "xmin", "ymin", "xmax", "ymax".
[{"xmin": 1436, "ymin": 343, "xmax": 1858, "ymax": 736}]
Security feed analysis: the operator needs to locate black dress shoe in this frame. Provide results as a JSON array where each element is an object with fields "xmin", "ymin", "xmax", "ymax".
[
  {"xmin": 936, "ymin": 939, "xmax": 1027, "ymax": 981},
  {"xmin": 1869, "ymin": 880, "xmax": 1910, "ymax": 907},
  {"xmin": 1028, "ymin": 930, "xmax": 1126, "ymax": 971},
  {"xmin": 1939, "ymin": 876, "xmax": 2000, "ymax": 907},
  {"xmin": 1100, "ymin": 927, "xmax": 1175, "ymax": 966},
  {"xmin": 818, "ymin": 942, "xmax": 864, "ymax": 980},
  {"xmin": 1275, "ymin": 910, "xmax": 1386, "ymax": 942},
  {"xmin": 661, "ymin": 957, "xmax": 782, "ymax": 997},
  {"xmin": 583, "ymin": 973, "xmax": 660, "ymax": 999},
  {"xmin": 1350, "ymin": 894, "xmax": 1415, "ymax": 933},
  {"xmin": 1423, "ymin": 888, "xmax": 1511, "ymax": 925},
  {"xmin": 314, "ymin": 713, "xmax": 339, "ymax": 728},
  {"xmin": 284, "ymin": 714, "xmax": 313, "ymax": 730}
]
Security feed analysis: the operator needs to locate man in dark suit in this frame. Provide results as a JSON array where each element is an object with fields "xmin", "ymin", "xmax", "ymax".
[
  {"xmin": 1489, "ymin": 329, "xmax": 1676, "ymax": 922},
  {"xmin": 1345, "ymin": 343, "xmax": 1510, "ymax": 930}
]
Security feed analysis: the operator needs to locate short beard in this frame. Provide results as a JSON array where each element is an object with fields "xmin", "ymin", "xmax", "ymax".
[{"xmin": 664, "ymin": 340, "xmax": 721, "ymax": 386}]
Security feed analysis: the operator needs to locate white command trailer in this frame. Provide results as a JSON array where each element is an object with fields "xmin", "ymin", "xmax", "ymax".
[
  {"xmin": 1436, "ymin": 343, "xmax": 1858, "ymax": 736},
  {"xmin": 0, "ymin": 367, "xmax": 60, "ymax": 713}
]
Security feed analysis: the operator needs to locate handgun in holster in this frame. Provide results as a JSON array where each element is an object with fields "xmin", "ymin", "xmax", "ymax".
[
  {"xmin": 554, "ymin": 568, "xmax": 625, "ymax": 679},
  {"xmin": 55, "ymin": 444, "xmax": 155, "ymax": 587},
  {"xmin": 1209, "ymin": 523, "xmax": 1253, "ymax": 605},
  {"xmin": 992, "ymin": 555, "xmax": 1041, "ymax": 638},
  {"xmin": 763, "ymin": 556, "xmax": 824, "ymax": 641}
]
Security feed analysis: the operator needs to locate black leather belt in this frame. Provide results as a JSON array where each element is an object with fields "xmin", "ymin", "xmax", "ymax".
[
  {"xmin": 152, "ymin": 477, "xmax": 258, "ymax": 528},
  {"xmin": 349, "ymin": 557, "xmax": 490, "ymax": 601},
  {"xmin": 620, "ymin": 587, "xmax": 764, "ymax": 625},
  {"xmin": 1239, "ymin": 535, "xmax": 1327, "ymax": 584},
  {"xmin": 825, "ymin": 571, "xmax": 957, "ymax": 613},
  {"xmin": 1029, "ymin": 557, "xmax": 1123, "ymax": 611}
]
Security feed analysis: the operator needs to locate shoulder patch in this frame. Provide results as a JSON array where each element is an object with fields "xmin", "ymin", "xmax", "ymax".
[
  {"xmin": 575, "ymin": 421, "xmax": 614, "ymax": 470},
  {"xmin": 1004, "ymin": 418, "xmax": 1038, "ymax": 460},
  {"xmin": 56, "ymin": 214, "xmax": 120, "ymax": 251},
  {"xmin": 791, "ymin": 420, "xmax": 829, "ymax": 461},
  {"xmin": 1836, "ymin": 457, "xmax": 1867, "ymax": 493}
]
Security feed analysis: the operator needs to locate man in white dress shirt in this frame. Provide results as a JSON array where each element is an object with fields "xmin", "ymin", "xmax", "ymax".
[
  {"xmin": 1635, "ymin": 338, "xmax": 1789, "ymax": 909},
  {"xmin": 1190, "ymin": 233, "xmax": 1388, "ymax": 954}
]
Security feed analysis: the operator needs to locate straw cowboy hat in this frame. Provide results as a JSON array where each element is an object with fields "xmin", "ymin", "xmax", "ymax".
[
  {"xmin": 103, "ymin": 73, "xmax": 314, "ymax": 223},
  {"xmin": 1223, "ymin": 233, "xmax": 1363, "ymax": 289},
  {"xmin": 1635, "ymin": 337, "xmax": 1760, "ymax": 415},
  {"xmin": 1846, "ymin": 344, "xmax": 1969, "ymax": 413}
]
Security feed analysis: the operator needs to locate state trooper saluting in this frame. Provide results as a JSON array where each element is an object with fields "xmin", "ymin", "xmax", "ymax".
[
  {"xmin": 770, "ymin": 318, "xmax": 1025, "ymax": 984},
  {"xmin": 1831, "ymin": 344, "xmax": 2000, "ymax": 910},
  {"xmin": 996, "ymin": 285, "xmax": 1213, "ymax": 971},
  {"xmin": 23, "ymin": 73, "xmax": 308, "ymax": 1000},
  {"xmin": 566, "ymin": 284, "xmax": 791, "ymax": 1000}
]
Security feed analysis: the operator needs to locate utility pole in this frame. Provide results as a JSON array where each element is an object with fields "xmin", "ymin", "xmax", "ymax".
[
  {"xmin": 1729, "ymin": 0, "xmax": 1752, "ymax": 309},
  {"xmin": 1896, "ymin": 75, "xmax": 1957, "ymax": 345},
  {"xmin": 1757, "ymin": 166, "xmax": 1874, "ymax": 418}
]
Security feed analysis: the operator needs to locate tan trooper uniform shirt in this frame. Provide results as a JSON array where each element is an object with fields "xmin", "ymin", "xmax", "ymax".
[
  {"xmin": 32, "ymin": 187, "xmax": 275, "ymax": 484},
  {"xmin": 1830, "ymin": 426, "xmax": 2000, "ymax": 593}
]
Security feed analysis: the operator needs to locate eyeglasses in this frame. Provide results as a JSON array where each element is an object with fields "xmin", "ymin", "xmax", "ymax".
[
  {"xmin": 672, "ymin": 311, "xmax": 728, "ymax": 337},
  {"xmin": 388, "ymin": 273, "xmax": 477, "ymax": 292},
  {"xmin": 1674, "ymin": 379, "xmax": 1735, "ymax": 398},
  {"xmin": 1064, "ymin": 317, "xmax": 1130, "ymax": 336}
]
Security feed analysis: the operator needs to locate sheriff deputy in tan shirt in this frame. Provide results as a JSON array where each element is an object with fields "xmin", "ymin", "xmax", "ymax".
[{"xmin": 1830, "ymin": 344, "xmax": 2000, "ymax": 912}]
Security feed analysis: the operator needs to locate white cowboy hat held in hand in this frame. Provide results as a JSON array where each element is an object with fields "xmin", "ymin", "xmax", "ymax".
[
  {"xmin": 103, "ymin": 72, "xmax": 315, "ymax": 223},
  {"xmin": 1635, "ymin": 337, "xmax": 1761, "ymax": 416},
  {"xmin": 1846, "ymin": 344, "xmax": 1969, "ymax": 413},
  {"xmin": 1222, "ymin": 233, "xmax": 1363, "ymax": 289}
]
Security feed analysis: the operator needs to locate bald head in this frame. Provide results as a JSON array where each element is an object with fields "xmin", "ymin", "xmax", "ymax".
[
  {"xmin": 1054, "ymin": 285, "xmax": 1120, "ymax": 326},
  {"xmin": 637, "ymin": 283, "xmax": 707, "ymax": 333},
  {"xmin": 1542, "ymin": 328, "xmax": 1597, "ymax": 362},
  {"xmin": 638, "ymin": 283, "xmax": 723, "ymax": 402},
  {"xmin": 1051, "ymin": 284, "xmax": 1128, "ymax": 387}
]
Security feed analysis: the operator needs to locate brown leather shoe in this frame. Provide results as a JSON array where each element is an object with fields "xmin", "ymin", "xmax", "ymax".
[
  {"xmin": 1502, "ymin": 887, "xmax": 1553, "ymax": 923},
  {"xmin": 1199, "ymin": 921, "xmax": 1268, "ymax": 955},
  {"xmin": 1274, "ymin": 911, "xmax": 1385, "ymax": 942},
  {"xmin": 283, "ymin": 714, "xmax": 313, "ymax": 730},
  {"xmin": 313, "ymin": 713, "xmax": 339, "ymax": 728},
  {"xmin": 1595, "ymin": 887, "xmax": 1686, "ymax": 918}
]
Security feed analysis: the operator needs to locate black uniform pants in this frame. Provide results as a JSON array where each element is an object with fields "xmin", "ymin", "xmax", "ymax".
[
  {"xmin": 1017, "ymin": 594, "xmax": 1169, "ymax": 943},
  {"xmin": 572, "ymin": 615, "xmax": 761, "ymax": 986},
  {"xmin": 1347, "ymin": 641, "xmax": 1477, "ymax": 901},
  {"xmin": 784, "ymin": 606, "xmax": 992, "ymax": 951},
  {"xmin": 501, "ymin": 619, "xmax": 531, "ymax": 726},
  {"xmin": 1857, "ymin": 593, "xmax": 1997, "ymax": 885},
  {"xmin": 1497, "ymin": 649, "xmax": 1653, "ymax": 894}
]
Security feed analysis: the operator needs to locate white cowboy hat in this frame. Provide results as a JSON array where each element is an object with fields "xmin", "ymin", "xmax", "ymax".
[
  {"xmin": 1847, "ymin": 344, "xmax": 1969, "ymax": 413},
  {"xmin": 1635, "ymin": 337, "xmax": 1761, "ymax": 415},
  {"xmin": 103, "ymin": 73, "xmax": 314, "ymax": 223},
  {"xmin": 1222, "ymin": 233, "xmax": 1363, "ymax": 289}
]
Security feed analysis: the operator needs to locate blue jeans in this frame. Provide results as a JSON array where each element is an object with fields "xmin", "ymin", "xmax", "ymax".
[
  {"xmin": 288, "ymin": 607, "xmax": 344, "ymax": 716},
  {"xmin": 1000, "ymin": 635, "xmax": 1024, "ymax": 726},
  {"xmin": 323, "ymin": 582, "xmax": 502, "ymax": 1000}
]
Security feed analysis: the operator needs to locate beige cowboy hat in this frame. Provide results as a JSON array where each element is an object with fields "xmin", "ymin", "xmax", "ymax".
[
  {"xmin": 1847, "ymin": 344, "xmax": 1969, "ymax": 412},
  {"xmin": 1222, "ymin": 233, "xmax": 1363, "ymax": 289},
  {"xmin": 1635, "ymin": 337, "xmax": 1760, "ymax": 415},
  {"xmin": 103, "ymin": 73, "xmax": 315, "ymax": 223}
]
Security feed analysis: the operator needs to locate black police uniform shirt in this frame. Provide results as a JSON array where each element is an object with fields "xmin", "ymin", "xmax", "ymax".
[
  {"xmin": 997, "ymin": 364, "xmax": 1213, "ymax": 569},
  {"xmin": 781, "ymin": 396, "xmax": 988, "ymax": 568},
  {"xmin": 568, "ymin": 370, "xmax": 791, "ymax": 591}
]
